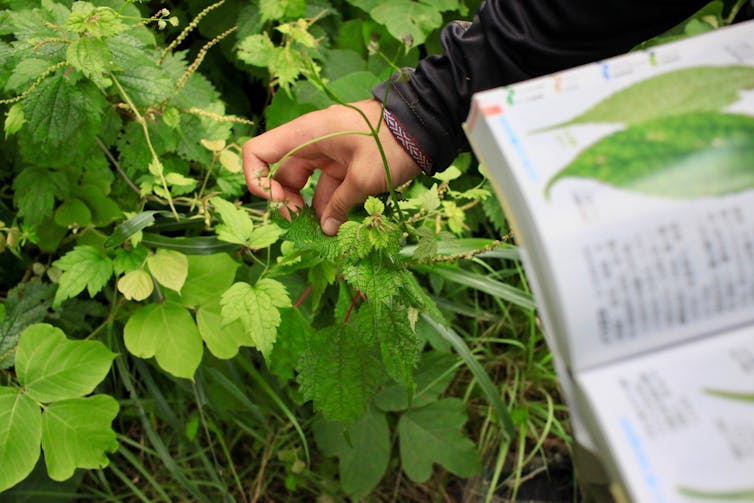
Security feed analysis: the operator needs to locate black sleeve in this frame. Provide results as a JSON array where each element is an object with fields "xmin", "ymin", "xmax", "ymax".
[{"xmin": 372, "ymin": 0, "xmax": 709, "ymax": 174}]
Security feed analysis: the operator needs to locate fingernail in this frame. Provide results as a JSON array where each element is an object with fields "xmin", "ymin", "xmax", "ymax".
[{"xmin": 323, "ymin": 218, "xmax": 342, "ymax": 236}]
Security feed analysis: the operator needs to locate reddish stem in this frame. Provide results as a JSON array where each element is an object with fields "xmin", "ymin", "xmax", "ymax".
[
  {"xmin": 294, "ymin": 285, "xmax": 312, "ymax": 309},
  {"xmin": 343, "ymin": 289, "xmax": 363, "ymax": 324}
]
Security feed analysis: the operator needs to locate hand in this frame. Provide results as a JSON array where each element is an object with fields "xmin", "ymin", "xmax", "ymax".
[{"xmin": 242, "ymin": 99, "xmax": 422, "ymax": 235}]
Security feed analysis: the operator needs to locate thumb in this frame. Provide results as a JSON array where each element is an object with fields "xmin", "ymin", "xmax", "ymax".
[{"xmin": 320, "ymin": 178, "xmax": 366, "ymax": 236}]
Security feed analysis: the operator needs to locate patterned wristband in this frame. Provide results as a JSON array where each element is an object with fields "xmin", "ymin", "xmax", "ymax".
[{"xmin": 382, "ymin": 109, "xmax": 433, "ymax": 175}]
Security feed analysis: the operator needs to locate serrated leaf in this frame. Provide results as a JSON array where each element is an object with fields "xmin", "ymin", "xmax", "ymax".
[
  {"xmin": 15, "ymin": 324, "xmax": 116, "ymax": 403},
  {"xmin": 298, "ymin": 308, "xmax": 383, "ymax": 423},
  {"xmin": 375, "ymin": 351, "xmax": 458, "ymax": 411},
  {"xmin": 5, "ymin": 102, "xmax": 25, "ymax": 138},
  {"xmin": 146, "ymin": 249, "xmax": 188, "ymax": 293},
  {"xmin": 123, "ymin": 302, "xmax": 203, "ymax": 380},
  {"xmin": 560, "ymin": 66, "xmax": 754, "ymax": 127},
  {"xmin": 220, "ymin": 279, "xmax": 290, "ymax": 356},
  {"xmin": 546, "ymin": 113, "xmax": 754, "ymax": 199},
  {"xmin": 41, "ymin": 395, "xmax": 119, "ymax": 481},
  {"xmin": 398, "ymin": 398, "xmax": 481, "ymax": 482},
  {"xmin": 267, "ymin": 307, "xmax": 311, "ymax": 383},
  {"xmin": 196, "ymin": 303, "xmax": 248, "ymax": 359},
  {"xmin": 369, "ymin": 0, "xmax": 443, "ymax": 47},
  {"xmin": 313, "ymin": 408, "xmax": 390, "ymax": 500},
  {"xmin": 0, "ymin": 282, "xmax": 55, "ymax": 370},
  {"xmin": 66, "ymin": 36, "xmax": 112, "ymax": 89},
  {"xmin": 237, "ymin": 33, "xmax": 276, "ymax": 67},
  {"xmin": 115, "ymin": 64, "xmax": 172, "ymax": 108},
  {"xmin": 66, "ymin": 2, "xmax": 128, "ymax": 37},
  {"xmin": 343, "ymin": 257, "xmax": 404, "ymax": 305},
  {"xmin": 13, "ymin": 167, "xmax": 69, "ymax": 225},
  {"xmin": 5, "ymin": 58, "xmax": 51, "ymax": 92},
  {"xmin": 52, "ymin": 245, "xmax": 113, "ymax": 307},
  {"xmin": 0, "ymin": 387, "xmax": 42, "ymax": 493},
  {"xmin": 364, "ymin": 196, "xmax": 384, "ymax": 216},
  {"xmin": 180, "ymin": 254, "xmax": 239, "ymax": 308},
  {"xmin": 117, "ymin": 269, "xmax": 153, "ymax": 301},
  {"xmin": 210, "ymin": 196, "xmax": 254, "ymax": 245},
  {"xmin": 374, "ymin": 305, "xmax": 420, "ymax": 388},
  {"xmin": 285, "ymin": 207, "xmax": 339, "ymax": 259}
]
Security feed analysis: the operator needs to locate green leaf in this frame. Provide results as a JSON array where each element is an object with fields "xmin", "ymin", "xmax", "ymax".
[
  {"xmin": 267, "ymin": 307, "xmax": 311, "ymax": 383},
  {"xmin": 298, "ymin": 308, "xmax": 383, "ymax": 423},
  {"xmin": 195, "ymin": 303, "xmax": 247, "ymax": 359},
  {"xmin": 113, "ymin": 247, "xmax": 148, "ymax": 275},
  {"xmin": 5, "ymin": 102, "xmax": 25, "ymax": 138},
  {"xmin": 180, "ymin": 254, "xmax": 239, "ymax": 308},
  {"xmin": 0, "ymin": 282, "xmax": 55, "ymax": 370},
  {"xmin": 6, "ymin": 58, "xmax": 51, "ymax": 92},
  {"xmin": 66, "ymin": 36, "xmax": 112, "ymax": 89},
  {"xmin": 41, "ymin": 395, "xmax": 119, "ymax": 481},
  {"xmin": 237, "ymin": 33, "xmax": 276, "ymax": 67},
  {"xmin": 546, "ymin": 113, "xmax": 754, "ymax": 199},
  {"xmin": 374, "ymin": 305, "xmax": 420, "ymax": 388},
  {"xmin": 52, "ymin": 245, "xmax": 113, "ymax": 307},
  {"xmin": 343, "ymin": 257, "xmax": 404, "ymax": 305},
  {"xmin": 66, "ymin": 2, "xmax": 128, "ymax": 37},
  {"xmin": 220, "ymin": 279, "xmax": 291, "ymax": 357},
  {"xmin": 115, "ymin": 63, "xmax": 173, "ymax": 108},
  {"xmin": 285, "ymin": 207, "xmax": 339, "ymax": 259},
  {"xmin": 78, "ymin": 184, "xmax": 122, "ymax": 225},
  {"xmin": 364, "ymin": 196, "xmax": 384, "ymax": 216},
  {"xmin": 117, "ymin": 269, "xmax": 153, "ymax": 301},
  {"xmin": 146, "ymin": 249, "xmax": 188, "ymax": 293},
  {"xmin": 398, "ymin": 398, "xmax": 481, "ymax": 482},
  {"xmin": 313, "ymin": 408, "xmax": 390, "ymax": 500},
  {"xmin": 123, "ymin": 302, "xmax": 203, "ymax": 380},
  {"xmin": 375, "ymin": 351, "xmax": 458, "ymax": 411},
  {"xmin": 53, "ymin": 198, "xmax": 92, "ymax": 228},
  {"xmin": 248, "ymin": 223, "xmax": 285, "ymax": 250},
  {"xmin": 104, "ymin": 211, "xmax": 158, "ymax": 248},
  {"xmin": 0, "ymin": 387, "xmax": 41, "ymax": 493},
  {"xmin": 13, "ymin": 167, "xmax": 69, "ymax": 225},
  {"xmin": 210, "ymin": 196, "xmax": 254, "ymax": 245},
  {"xmin": 559, "ymin": 66, "xmax": 754, "ymax": 127},
  {"xmin": 369, "ymin": 0, "xmax": 444, "ymax": 47},
  {"xmin": 15, "ymin": 324, "xmax": 115, "ymax": 403}
]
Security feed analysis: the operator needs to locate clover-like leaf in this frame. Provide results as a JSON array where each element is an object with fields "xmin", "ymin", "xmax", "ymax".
[
  {"xmin": 0, "ymin": 387, "xmax": 42, "ymax": 493},
  {"xmin": 15, "ymin": 324, "xmax": 116, "ymax": 403},
  {"xmin": 146, "ymin": 249, "xmax": 188, "ymax": 293}
]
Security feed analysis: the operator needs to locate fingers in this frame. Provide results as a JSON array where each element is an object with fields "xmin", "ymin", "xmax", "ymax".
[{"xmin": 319, "ymin": 174, "xmax": 371, "ymax": 236}]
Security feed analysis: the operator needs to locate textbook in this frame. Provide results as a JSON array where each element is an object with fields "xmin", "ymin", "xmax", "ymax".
[{"xmin": 464, "ymin": 21, "xmax": 754, "ymax": 503}]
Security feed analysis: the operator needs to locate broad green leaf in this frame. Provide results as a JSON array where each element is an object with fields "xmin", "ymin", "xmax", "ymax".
[
  {"xmin": 123, "ymin": 302, "xmax": 203, "ymax": 380},
  {"xmin": 196, "ymin": 303, "xmax": 247, "ymax": 359},
  {"xmin": 369, "ymin": 0, "xmax": 443, "ymax": 47},
  {"xmin": 248, "ymin": 223, "xmax": 285, "ymax": 250},
  {"xmin": 285, "ymin": 207, "xmax": 339, "ymax": 259},
  {"xmin": 53, "ymin": 198, "xmax": 92, "ymax": 228},
  {"xmin": 5, "ymin": 103, "xmax": 25, "ymax": 138},
  {"xmin": 13, "ymin": 167, "xmax": 70, "ymax": 225},
  {"xmin": 398, "ymin": 398, "xmax": 481, "ymax": 482},
  {"xmin": 237, "ymin": 33, "xmax": 276, "ymax": 68},
  {"xmin": 41, "ymin": 395, "xmax": 119, "ymax": 481},
  {"xmin": 220, "ymin": 279, "xmax": 291, "ymax": 357},
  {"xmin": 560, "ymin": 66, "xmax": 754, "ymax": 127},
  {"xmin": 15, "ymin": 324, "xmax": 116, "ymax": 403},
  {"xmin": 146, "ymin": 249, "xmax": 188, "ymax": 293},
  {"xmin": 66, "ymin": 37, "xmax": 112, "ymax": 89},
  {"xmin": 298, "ymin": 308, "xmax": 384, "ymax": 423},
  {"xmin": 113, "ymin": 247, "xmax": 148, "ymax": 275},
  {"xmin": 180, "ymin": 254, "xmax": 239, "ymax": 308},
  {"xmin": 211, "ymin": 196, "xmax": 254, "ymax": 245},
  {"xmin": 117, "ymin": 269, "xmax": 153, "ymax": 301},
  {"xmin": 374, "ymin": 305, "xmax": 420, "ymax": 388},
  {"xmin": 5, "ymin": 58, "xmax": 50, "ymax": 92},
  {"xmin": 313, "ymin": 408, "xmax": 390, "ymax": 500},
  {"xmin": 52, "ymin": 245, "xmax": 113, "ymax": 307},
  {"xmin": 219, "ymin": 149, "xmax": 242, "ymax": 173},
  {"xmin": 78, "ymin": 185, "xmax": 121, "ymax": 226},
  {"xmin": 343, "ymin": 258, "xmax": 405, "ymax": 305},
  {"xmin": 267, "ymin": 307, "xmax": 311, "ymax": 382},
  {"xmin": 115, "ymin": 64, "xmax": 172, "ymax": 108},
  {"xmin": 546, "ymin": 113, "xmax": 754, "ymax": 199},
  {"xmin": 0, "ymin": 282, "xmax": 55, "ymax": 370},
  {"xmin": 375, "ymin": 351, "xmax": 458, "ymax": 411},
  {"xmin": 0, "ymin": 388, "xmax": 41, "ymax": 493}
]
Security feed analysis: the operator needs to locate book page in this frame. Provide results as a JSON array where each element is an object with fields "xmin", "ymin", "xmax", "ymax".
[
  {"xmin": 575, "ymin": 324, "xmax": 754, "ymax": 503},
  {"xmin": 465, "ymin": 21, "xmax": 754, "ymax": 369}
]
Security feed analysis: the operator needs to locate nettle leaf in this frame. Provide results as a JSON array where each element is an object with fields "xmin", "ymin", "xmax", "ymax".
[
  {"xmin": 4, "ymin": 102, "xmax": 25, "ymax": 137},
  {"xmin": 220, "ymin": 279, "xmax": 292, "ymax": 357},
  {"xmin": 0, "ymin": 387, "xmax": 42, "ymax": 493},
  {"xmin": 560, "ymin": 65, "xmax": 754, "ymax": 127},
  {"xmin": 124, "ymin": 301, "xmax": 203, "ymax": 380},
  {"xmin": 343, "ymin": 257, "xmax": 405, "ymax": 305},
  {"xmin": 374, "ymin": 305, "xmax": 420, "ymax": 388},
  {"xmin": 195, "ymin": 303, "xmax": 247, "ymax": 359},
  {"xmin": 13, "ymin": 167, "xmax": 69, "ymax": 225},
  {"xmin": 313, "ymin": 408, "xmax": 390, "ymax": 500},
  {"xmin": 15, "ymin": 324, "xmax": 116, "ymax": 403},
  {"xmin": 52, "ymin": 246, "xmax": 113, "ymax": 307},
  {"xmin": 546, "ymin": 113, "xmax": 754, "ymax": 199},
  {"xmin": 180, "ymin": 254, "xmax": 239, "ymax": 308},
  {"xmin": 41, "ymin": 395, "xmax": 119, "ymax": 481},
  {"xmin": 285, "ymin": 207, "xmax": 339, "ymax": 259},
  {"xmin": 66, "ymin": 36, "xmax": 113, "ymax": 89},
  {"xmin": 298, "ymin": 308, "xmax": 384, "ymax": 423},
  {"xmin": 237, "ymin": 33, "xmax": 276, "ymax": 67},
  {"xmin": 0, "ymin": 282, "xmax": 55, "ymax": 370},
  {"xmin": 398, "ymin": 398, "xmax": 481, "ymax": 482},
  {"xmin": 114, "ymin": 63, "xmax": 173, "ymax": 108},
  {"xmin": 267, "ymin": 307, "xmax": 311, "ymax": 383},
  {"xmin": 117, "ymin": 269, "xmax": 153, "ymax": 301},
  {"xmin": 146, "ymin": 249, "xmax": 188, "ymax": 293},
  {"xmin": 65, "ymin": 2, "xmax": 128, "ymax": 38}
]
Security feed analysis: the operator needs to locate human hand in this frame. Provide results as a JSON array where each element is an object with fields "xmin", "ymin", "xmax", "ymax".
[{"xmin": 242, "ymin": 99, "xmax": 422, "ymax": 235}]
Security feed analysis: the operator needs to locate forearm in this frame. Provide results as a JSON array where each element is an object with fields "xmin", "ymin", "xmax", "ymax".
[{"xmin": 373, "ymin": 0, "xmax": 708, "ymax": 174}]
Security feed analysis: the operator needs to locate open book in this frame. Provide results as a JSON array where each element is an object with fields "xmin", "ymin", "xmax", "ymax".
[{"xmin": 464, "ymin": 20, "xmax": 754, "ymax": 503}]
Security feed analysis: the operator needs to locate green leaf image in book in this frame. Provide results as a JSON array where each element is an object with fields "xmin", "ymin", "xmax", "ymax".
[
  {"xmin": 557, "ymin": 65, "xmax": 754, "ymax": 127},
  {"xmin": 544, "ymin": 112, "xmax": 754, "ymax": 198}
]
